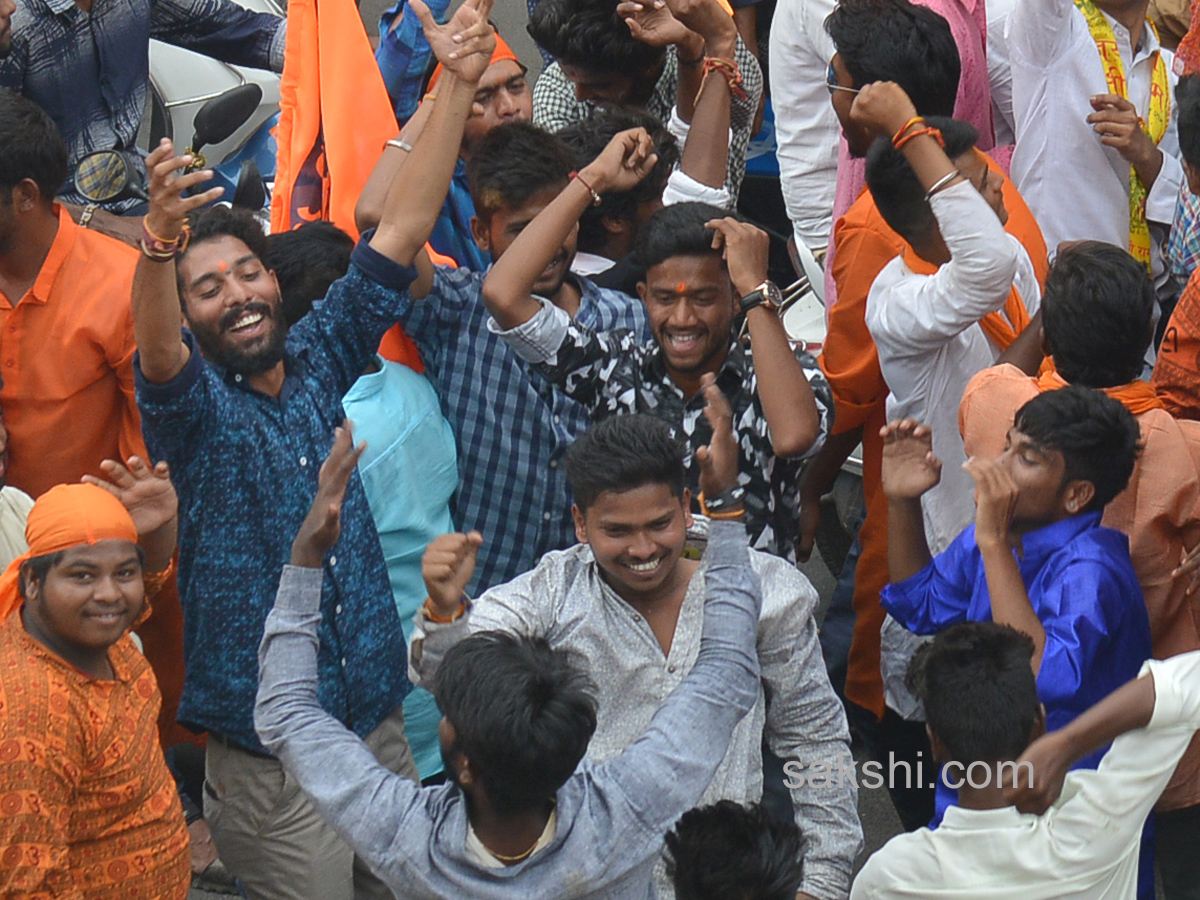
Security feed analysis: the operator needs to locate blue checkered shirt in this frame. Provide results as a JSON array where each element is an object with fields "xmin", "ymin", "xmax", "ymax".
[
  {"xmin": 135, "ymin": 239, "xmax": 414, "ymax": 753},
  {"xmin": 397, "ymin": 267, "xmax": 648, "ymax": 594},
  {"xmin": 0, "ymin": 0, "xmax": 285, "ymax": 210}
]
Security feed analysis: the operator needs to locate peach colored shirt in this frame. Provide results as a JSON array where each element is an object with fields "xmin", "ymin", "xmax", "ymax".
[{"xmin": 960, "ymin": 363, "xmax": 1200, "ymax": 810}]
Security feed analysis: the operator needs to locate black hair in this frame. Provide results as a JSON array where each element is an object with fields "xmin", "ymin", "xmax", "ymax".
[
  {"xmin": 177, "ymin": 205, "xmax": 272, "ymax": 297},
  {"xmin": 528, "ymin": 0, "xmax": 665, "ymax": 74},
  {"xmin": 632, "ymin": 201, "xmax": 738, "ymax": 271},
  {"xmin": 433, "ymin": 632, "xmax": 597, "ymax": 815},
  {"xmin": 825, "ymin": 0, "xmax": 960, "ymax": 116},
  {"xmin": 564, "ymin": 414, "xmax": 687, "ymax": 511},
  {"xmin": 1012, "ymin": 385, "xmax": 1142, "ymax": 512},
  {"xmin": 558, "ymin": 108, "xmax": 679, "ymax": 254},
  {"xmin": 907, "ymin": 622, "xmax": 1040, "ymax": 763},
  {"xmin": 1041, "ymin": 242, "xmax": 1156, "ymax": 387},
  {"xmin": 0, "ymin": 89, "xmax": 68, "ymax": 204},
  {"xmin": 665, "ymin": 801, "xmax": 805, "ymax": 900},
  {"xmin": 1177, "ymin": 74, "xmax": 1200, "ymax": 169},
  {"xmin": 864, "ymin": 116, "xmax": 979, "ymax": 245},
  {"xmin": 19, "ymin": 546, "xmax": 146, "ymax": 598},
  {"xmin": 266, "ymin": 222, "xmax": 355, "ymax": 326},
  {"xmin": 465, "ymin": 121, "xmax": 580, "ymax": 219}
]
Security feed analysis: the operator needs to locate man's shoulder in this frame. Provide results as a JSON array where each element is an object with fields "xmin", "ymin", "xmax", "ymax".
[{"xmin": 747, "ymin": 549, "xmax": 818, "ymax": 620}]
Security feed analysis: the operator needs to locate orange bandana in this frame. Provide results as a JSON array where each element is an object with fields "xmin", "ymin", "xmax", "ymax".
[
  {"xmin": 1037, "ymin": 369, "xmax": 1165, "ymax": 415},
  {"xmin": 427, "ymin": 33, "xmax": 522, "ymax": 94},
  {"xmin": 0, "ymin": 483, "xmax": 138, "ymax": 621}
]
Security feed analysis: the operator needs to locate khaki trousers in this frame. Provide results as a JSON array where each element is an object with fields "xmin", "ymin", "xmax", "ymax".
[{"xmin": 204, "ymin": 706, "xmax": 417, "ymax": 900}]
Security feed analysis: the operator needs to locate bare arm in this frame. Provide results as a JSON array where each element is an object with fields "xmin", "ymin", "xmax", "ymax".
[
  {"xmin": 482, "ymin": 128, "xmax": 659, "ymax": 330},
  {"xmin": 133, "ymin": 140, "xmax": 225, "ymax": 384},
  {"xmin": 367, "ymin": 0, "xmax": 496, "ymax": 267},
  {"xmin": 880, "ymin": 420, "xmax": 941, "ymax": 583},
  {"xmin": 996, "ymin": 310, "xmax": 1045, "ymax": 375},
  {"xmin": 354, "ymin": 99, "xmax": 437, "ymax": 235}
]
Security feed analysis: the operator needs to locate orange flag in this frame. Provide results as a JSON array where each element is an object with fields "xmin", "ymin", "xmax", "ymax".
[{"xmin": 272, "ymin": 0, "xmax": 425, "ymax": 370}]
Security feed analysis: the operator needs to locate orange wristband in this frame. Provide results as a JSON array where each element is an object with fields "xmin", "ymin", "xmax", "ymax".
[
  {"xmin": 891, "ymin": 116, "xmax": 925, "ymax": 146},
  {"xmin": 894, "ymin": 126, "xmax": 945, "ymax": 151},
  {"xmin": 423, "ymin": 597, "xmax": 468, "ymax": 623}
]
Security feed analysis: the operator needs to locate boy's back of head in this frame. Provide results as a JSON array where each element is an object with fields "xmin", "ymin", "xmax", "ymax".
[
  {"xmin": 267, "ymin": 221, "xmax": 355, "ymax": 326},
  {"xmin": 864, "ymin": 117, "xmax": 979, "ymax": 246},
  {"xmin": 664, "ymin": 800, "xmax": 805, "ymax": 900},
  {"xmin": 824, "ymin": 0, "xmax": 961, "ymax": 115},
  {"xmin": 527, "ymin": 0, "xmax": 665, "ymax": 75},
  {"xmin": 564, "ymin": 414, "xmax": 687, "ymax": 512},
  {"xmin": 465, "ymin": 121, "xmax": 580, "ymax": 220},
  {"xmin": 907, "ymin": 622, "xmax": 1040, "ymax": 764},
  {"xmin": 1041, "ymin": 242, "xmax": 1156, "ymax": 388},
  {"xmin": 433, "ymin": 631, "xmax": 598, "ymax": 815},
  {"xmin": 1013, "ymin": 385, "xmax": 1142, "ymax": 513}
]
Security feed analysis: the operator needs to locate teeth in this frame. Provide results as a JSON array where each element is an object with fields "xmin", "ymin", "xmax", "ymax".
[
  {"xmin": 233, "ymin": 312, "xmax": 264, "ymax": 330},
  {"xmin": 627, "ymin": 559, "xmax": 659, "ymax": 573}
]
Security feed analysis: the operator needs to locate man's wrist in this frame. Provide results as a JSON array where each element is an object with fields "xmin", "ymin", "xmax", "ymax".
[
  {"xmin": 577, "ymin": 164, "xmax": 610, "ymax": 196},
  {"xmin": 289, "ymin": 540, "xmax": 325, "ymax": 570},
  {"xmin": 676, "ymin": 30, "xmax": 705, "ymax": 62}
]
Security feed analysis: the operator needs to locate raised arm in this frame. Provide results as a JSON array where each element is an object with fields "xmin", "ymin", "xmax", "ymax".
[
  {"xmin": 255, "ymin": 426, "xmax": 425, "ymax": 866},
  {"xmin": 367, "ymin": 0, "xmax": 496, "ymax": 271},
  {"xmin": 881, "ymin": 419, "xmax": 941, "ymax": 584},
  {"xmin": 83, "ymin": 457, "xmax": 179, "ymax": 578},
  {"xmin": 481, "ymin": 127, "xmax": 658, "ymax": 330},
  {"xmin": 150, "ymin": 0, "xmax": 286, "ymax": 72},
  {"xmin": 134, "ymin": 140, "xmax": 225, "ymax": 384},
  {"xmin": 708, "ymin": 217, "xmax": 820, "ymax": 457}
]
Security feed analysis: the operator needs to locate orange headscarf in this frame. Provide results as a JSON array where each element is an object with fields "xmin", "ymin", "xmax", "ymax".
[
  {"xmin": 1037, "ymin": 368, "xmax": 1166, "ymax": 415},
  {"xmin": 426, "ymin": 33, "xmax": 521, "ymax": 94},
  {"xmin": 0, "ymin": 483, "xmax": 138, "ymax": 621}
]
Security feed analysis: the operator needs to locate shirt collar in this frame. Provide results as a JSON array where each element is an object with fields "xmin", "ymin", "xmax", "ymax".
[
  {"xmin": 43, "ymin": 0, "xmax": 77, "ymax": 15},
  {"xmin": 940, "ymin": 803, "xmax": 1035, "ymax": 831},
  {"xmin": 1017, "ymin": 510, "xmax": 1104, "ymax": 561},
  {"xmin": 22, "ymin": 205, "xmax": 78, "ymax": 307},
  {"xmin": 184, "ymin": 328, "xmax": 307, "ymax": 394},
  {"xmin": 644, "ymin": 339, "xmax": 749, "ymax": 397}
]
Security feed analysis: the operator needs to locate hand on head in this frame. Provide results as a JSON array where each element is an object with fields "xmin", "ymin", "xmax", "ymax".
[
  {"xmin": 291, "ymin": 422, "xmax": 366, "ymax": 569},
  {"xmin": 618, "ymin": 0, "xmax": 692, "ymax": 48},
  {"xmin": 705, "ymin": 217, "xmax": 769, "ymax": 298},
  {"xmin": 880, "ymin": 419, "xmax": 942, "ymax": 500},
  {"xmin": 144, "ymin": 139, "xmax": 224, "ymax": 241},
  {"xmin": 410, "ymin": 0, "xmax": 497, "ymax": 83},
  {"xmin": 422, "ymin": 531, "xmax": 483, "ymax": 615},
  {"xmin": 696, "ymin": 373, "xmax": 741, "ymax": 499},
  {"xmin": 83, "ymin": 456, "xmax": 177, "ymax": 538},
  {"xmin": 849, "ymin": 81, "xmax": 920, "ymax": 140},
  {"xmin": 581, "ymin": 127, "xmax": 659, "ymax": 194}
]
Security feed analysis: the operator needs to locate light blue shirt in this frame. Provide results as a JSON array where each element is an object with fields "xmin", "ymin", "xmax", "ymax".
[{"xmin": 344, "ymin": 357, "xmax": 456, "ymax": 779}]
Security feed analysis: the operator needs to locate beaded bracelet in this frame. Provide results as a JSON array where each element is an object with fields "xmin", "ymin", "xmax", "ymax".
[
  {"xmin": 570, "ymin": 170, "xmax": 603, "ymax": 207},
  {"xmin": 696, "ymin": 57, "xmax": 748, "ymax": 105}
]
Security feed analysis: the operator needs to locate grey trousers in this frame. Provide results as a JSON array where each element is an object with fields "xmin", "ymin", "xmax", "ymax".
[{"xmin": 204, "ymin": 706, "xmax": 418, "ymax": 900}]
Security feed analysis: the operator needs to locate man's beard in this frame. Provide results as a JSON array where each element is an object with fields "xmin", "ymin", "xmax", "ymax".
[{"xmin": 192, "ymin": 298, "xmax": 288, "ymax": 376}]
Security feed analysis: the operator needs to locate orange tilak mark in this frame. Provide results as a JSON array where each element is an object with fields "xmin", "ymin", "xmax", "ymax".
[
  {"xmin": 218, "ymin": 261, "xmax": 230, "ymax": 274},
  {"xmin": 675, "ymin": 281, "xmax": 688, "ymax": 294}
]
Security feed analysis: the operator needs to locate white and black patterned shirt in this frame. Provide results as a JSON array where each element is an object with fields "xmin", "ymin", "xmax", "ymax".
[{"xmin": 491, "ymin": 300, "xmax": 833, "ymax": 561}]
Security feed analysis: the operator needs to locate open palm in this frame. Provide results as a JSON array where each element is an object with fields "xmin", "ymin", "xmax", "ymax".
[
  {"xmin": 880, "ymin": 420, "xmax": 942, "ymax": 500},
  {"xmin": 617, "ymin": 0, "xmax": 691, "ymax": 47}
]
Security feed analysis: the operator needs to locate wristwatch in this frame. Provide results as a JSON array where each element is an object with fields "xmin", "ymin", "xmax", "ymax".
[{"xmin": 739, "ymin": 280, "xmax": 782, "ymax": 314}]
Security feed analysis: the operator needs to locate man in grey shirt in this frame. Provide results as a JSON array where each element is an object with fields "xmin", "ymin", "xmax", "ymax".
[
  {"xmin": 255, "ymin": 395, "xmax": 764, "ymax": 899},
  {"xmin": 413, "ymin": 410, "xmax": 862, "ymax": 899}
]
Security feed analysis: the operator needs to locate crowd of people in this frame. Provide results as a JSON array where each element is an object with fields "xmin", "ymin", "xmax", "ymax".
[{"xmin": 3, "ymin": 0, "xmax": 1200, "ymax": 897}]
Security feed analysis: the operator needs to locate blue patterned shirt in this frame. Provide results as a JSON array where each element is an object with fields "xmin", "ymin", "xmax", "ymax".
[
  {"xmin": 397, "ymin": 267, "xmax": 648, "ymax": 594},
  {"xmin": 136, "ymin": 240, "xmax": 415, "ymax": 753},
  {"xmin": 0, "ymin": 0, "xmax": 286, "ymax": 210}
]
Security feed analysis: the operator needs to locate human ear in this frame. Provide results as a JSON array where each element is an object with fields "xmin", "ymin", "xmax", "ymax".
[
  {"xmin": 1062, "ymin": 480, "xmax": 1095, "ymax": 515},
  {"xmin": 470, "ymin": 215, "xmax": 491, "ymax": 253},
  {"xmin": 572, "ymin": 504, "xmax": 588, "ymax": 545},
  {"xmin": 681, "ymin": 488, "xmax": 694, "ymax": 530}
]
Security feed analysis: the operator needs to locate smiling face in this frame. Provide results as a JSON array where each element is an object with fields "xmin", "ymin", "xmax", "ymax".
[
  {"xmin": 573, "ymin": 482, "xmax": 691, "ymax": 601},
  {"xmin": 177, "ymin": 235, "xmax": 287, "ymax": 376},
  {"xmin": 21, "ymin": 540, "xmax": 145, "ymax": 669},
  {"xmin": 472, "ymin": 184, "xmax": 577, "ymax": 298},
  {"xmin": 639, "ymin": 255, "xmax": 735, "ymax": 381}
]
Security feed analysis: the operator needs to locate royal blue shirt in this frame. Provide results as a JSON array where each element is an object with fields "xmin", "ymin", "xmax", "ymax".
[{"xmin": 136, "ymin": 238, "xmax": 416, "ymax": 753}]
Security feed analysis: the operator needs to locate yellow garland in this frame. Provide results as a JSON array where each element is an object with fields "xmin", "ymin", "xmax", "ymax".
[{"xmin": 1074, "ymin": 0, "xmax": 1170, "ymax": 271}]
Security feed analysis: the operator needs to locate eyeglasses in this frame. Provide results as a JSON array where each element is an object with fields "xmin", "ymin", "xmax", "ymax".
[{"xmin": 826, "ymin": 61, "xmax": 860, "ymax": 96}]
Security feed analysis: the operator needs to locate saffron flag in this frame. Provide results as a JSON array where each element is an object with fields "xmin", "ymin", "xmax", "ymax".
[{"xmin": 272, "ymin": 0, "xmax": 426, "ymax": 370}]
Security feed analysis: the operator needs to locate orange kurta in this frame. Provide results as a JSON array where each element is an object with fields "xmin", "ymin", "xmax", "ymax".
[
  {"xmin": 824, "ymin": 158, "xmax": 1049, "ymax": 717},
  {"xmin": 0, "ymin": 614, "xmax": 190, "ymax": 898},
  {"xmin": 0, "ymin": 206, "xmax": 146, "ymax": 500},
  {"xmin": 1154, "ymin": 264, "xmax": 1200, "ymax": 420},
  {"xmin": 959, "ymin": 363, "xmax": 1200, "ymax": 811}
]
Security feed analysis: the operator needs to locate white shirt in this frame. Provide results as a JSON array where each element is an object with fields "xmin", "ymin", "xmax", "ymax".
[
  {"xmin": 768, "ymin": 0, "xmax": 840, "ymax": 251},
  {"xmin": 1008, "ymin": 0, "xmax": 1182, "ymax": 281},
  {"xmin": 987, "ymin": 0, "xmax": 1018, "ymax": 145},
  {"xmin": 851, "ymin": 651, "xmax": 1200, "ymax": 900},
  {"xmin": 865, "ymin": 180, "xmax": 1041, "ymax": 555}
]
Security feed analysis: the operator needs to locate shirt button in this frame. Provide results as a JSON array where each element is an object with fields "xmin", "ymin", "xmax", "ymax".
[
  {"xmin": 4, "ymin": 360, "xmax": 11, "ymax": 368},
  {"xmin": 235, "ymin": 374, "xmax": 243, "ymax": 383},
  {"xmin": 335, "ymin": 604, "xmax": 343, "ymax": 615},
  {"xmin": 542, "ymin": 512, "xmax": 551, "ymax": 521},
  {"xmin": 553, "ymin": 416, "xmax": 561, "ymax": 424},
  {"xmin": 341, "ymin": 657, "xmax": 347, "ymax": 667},
  {"xmin": 7, "ymin": 324, "xmax": 14, "ymax": 333},
  {"xmin": 549, "ymin": 460, "xmax": 558, "ymax": 469},
  {"xmin": 668, "ymin": 665, "xmax": 677, "ymax": 674},
  {"xmin": 299, "ymin": 456, "xmax": 308, "ymax": 467},
  {"xmin": 329, "ymin": 555, "xmax": 337, "ymax": 567},
  {"xmin": 633, "ymin": 614, "xmax": 641, "ymax": 622}
]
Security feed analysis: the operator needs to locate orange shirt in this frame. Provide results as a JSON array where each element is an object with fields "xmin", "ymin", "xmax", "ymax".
[
  {"xmin": 1153, "ymin": 264, "xmax": 1200, "ymax": 420},
  {"xmin": 0, "ymin": 613, "xmax": 190, "ymax": 898},
  {"xmin": 0, "ymin": 206, "xmax": 147, "ymax": 499},
  {"xmin": 823, "ymin": 159, "xmax": 1049, "ymax": 717},
  {"xmin": 959, "ymin": 363, "xmax": 1200, "ymax": 811}
]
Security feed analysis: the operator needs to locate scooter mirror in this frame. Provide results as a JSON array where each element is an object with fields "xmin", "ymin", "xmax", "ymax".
[
  {"xmin": 231, "ymin": 159, "xmax": 267, "ymax": 212},
  {"xmin": 191, "ymin": 83, "xmax": 264, "ymax": 153},
  {"xmin": 74, "ymin": 149, "xmax": 149, "ymax": 204}
]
